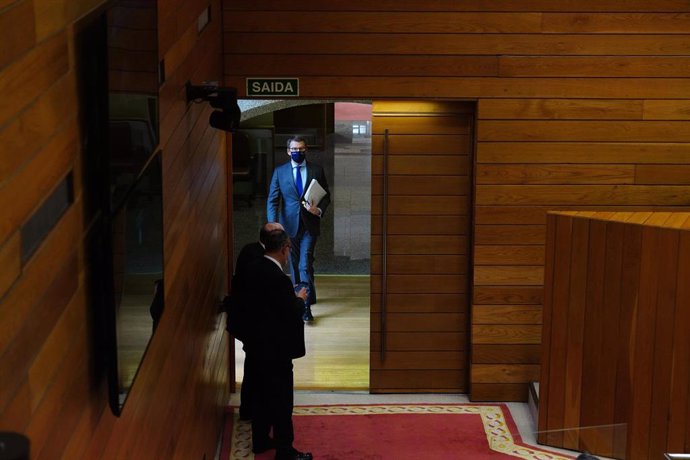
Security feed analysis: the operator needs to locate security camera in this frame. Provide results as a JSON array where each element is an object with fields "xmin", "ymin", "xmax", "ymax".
[
  {"xmin": 185, "ymin": 81, "xmax": 241, "ymax": 132},
  {"xmin": 209, "ymin": 109, "xmax": 240, "ymax": 132}
]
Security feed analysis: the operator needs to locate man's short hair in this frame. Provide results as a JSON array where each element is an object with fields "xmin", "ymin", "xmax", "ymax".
[
  {"xmin": 259, "ymin": 223, "xmax": 273, "ymax": 245},
  {"xmin": 259, "ymin": 222, "xmax": 283, "ymax": 245},
  {"xmin": 263, "ymin": 228, "xmax": 290, "ymax": 252},
  {"xmin": 286, "ymin": 135, "xmax": 307, "ymax": 148}
]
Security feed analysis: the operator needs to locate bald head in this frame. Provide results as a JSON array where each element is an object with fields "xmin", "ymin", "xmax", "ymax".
[{"xmin": 259, "ymin": 222, "xmax": 284, "ymax": 245}]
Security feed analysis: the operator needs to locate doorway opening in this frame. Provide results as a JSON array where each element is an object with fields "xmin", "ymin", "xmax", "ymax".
[{"xmin": 231, "ymin": 100, "xmax": 372, "ymax": 391}]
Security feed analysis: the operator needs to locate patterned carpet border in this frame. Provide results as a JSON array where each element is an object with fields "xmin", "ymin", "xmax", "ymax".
[{"xmin": 223, "ymin": 403, "xmax": 575, "ymax": 460}]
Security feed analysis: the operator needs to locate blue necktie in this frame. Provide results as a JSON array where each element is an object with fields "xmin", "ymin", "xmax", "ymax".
[{"xmin": 295, "ymin": 165, "xmax": 303, "ymax": 196}]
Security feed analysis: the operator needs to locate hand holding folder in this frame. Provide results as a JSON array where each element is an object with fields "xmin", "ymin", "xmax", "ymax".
[{"xmin": 302, "ymin": 179, "xmax": 327, "ymax": 207}]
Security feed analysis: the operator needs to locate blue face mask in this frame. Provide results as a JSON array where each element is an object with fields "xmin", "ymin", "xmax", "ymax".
[{"xmin": 290, "ymin": 152, "xmax": 305, "ymax": 163}]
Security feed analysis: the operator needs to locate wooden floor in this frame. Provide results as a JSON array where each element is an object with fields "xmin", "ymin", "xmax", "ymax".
[{"xmin": 235, "ymin": 274, "xmax": 370, "ymax": 390}]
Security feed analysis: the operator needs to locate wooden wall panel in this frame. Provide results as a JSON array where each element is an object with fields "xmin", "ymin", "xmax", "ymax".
[
  {"xmin": 370, "ymin": 101, "xmax": 472, "ymax": 393},
  {"xmin": 0, "ymin": 0, "xmax": 230, "ymax": 459},
  {"xmin": 0, "ymin": 1, "xmax": 35, "ymax": 69},
  {"xmin": 223, "ymin": 0, "xmax": 690, "ymax": 12},
  {"xmin": 222, "ymin": 0, "xmax": 690, "ymax": 407},
  {"xmin": 499, "ymin": 56, "xmax": 690, "ymax": 77},
  {"xmin": 225, "ymin": 33, "xmax": 690, "ymax": 56}
]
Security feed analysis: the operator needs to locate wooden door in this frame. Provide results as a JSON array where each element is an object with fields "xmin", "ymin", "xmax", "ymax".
[{"xmin": 370, "ymin": 101, "xmax": 474, "ymax": 392}]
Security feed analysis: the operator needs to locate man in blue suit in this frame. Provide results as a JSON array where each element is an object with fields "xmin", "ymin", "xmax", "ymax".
[{"xmin": 267, "ymin": 135, "xmax": 330, "ymax": 322}]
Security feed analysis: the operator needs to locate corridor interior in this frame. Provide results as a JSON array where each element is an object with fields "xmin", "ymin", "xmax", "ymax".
[
  {"xmin": 233, "ymin": 274, "xmax": 370, "ymax": 390},
  {"xmin": 226, "ymin": 102, "xmax": 613, "ymax": 460}
]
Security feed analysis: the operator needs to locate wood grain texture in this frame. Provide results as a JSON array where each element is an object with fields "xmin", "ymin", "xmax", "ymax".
[
  {"xmin": 499, "ymin": 56, "xmax": 690, "ymax": 77},
  {"xmin": 0, "ymin": 120, "xmax": 77, "ymax": 245},
  {"xmin": 477, "ymin": 142, "xmax": 690, "ymax": 164},
  {"xmin": 0, "ymin": 1, "xmax": 230, "ymax": 458},
  {"xmin": 0, "ymin": 233, "xmax": 20, "ymax": 299},
  {"xmin": 225, "ymin": 76, "xmax": 690, "ymax": 99},
  {"xmin": 0, "ymin": 1, "xmax": 35, "ymax": 70},
  {"xmin": 476, "ymin": 164, "xmax": 635, "ymax": 185},
  {"xmin": 474, "ymin": 225, "xmax": 545, "ymax": 245},
  {"xmin": 643, "ymin": 100, "xmax": 690, "ymax": 120},
  {"xmin": 370, "ymin": 101, "xmax": 471, "ymax": 393},
  {"xmin": 478, "ymin": 120, "xmax": 690, "ymax": 142},
  {"xmin": 476, "ymin": 185, "xmax": 690, "ymax": 206},
  {"xmin": 471, "ymin": 364, "xmax": 540, "ymax": 384},
  {"xmin": 472, "ymin": 325, "xmax": 542, "ymax": 344},
  {"xmin": 225, "ymin": 54, "xmax": 499, "ymax": 77},
  {"xmin": 470, "ymin": 383, "xmax": 527, "ymax": 402},
  {"xmin": 479, "ymin": 98, "xmax": 644, "ymax": 120},
  {"xmin": 225, "ymin": 33, "xmax": 690, "ymax": 56},
  {"xmin": 222, "ymin": 0, "xmax": 690, "ymax": 406},
  {"xmin": 542, "ymin": 12, "xmax": 690, "ymax": 33},
  {"xmin": 539, "ymin": 213, "xmax": 690, "ymax": 459},
  {"xmin": 472, "ymin": 344, "xmax": 541, "ymax": 364},
  {"xmin": 472, "ymin": 305, "xmax": 542, "ymax": 324},
  {"xmin": 224, "ymin": 11, "xmax": 544, "ymax": 33},
  {"xmin": 223, "ymin": 0, "xmax": 690, "ymax": 12},
  {"xmin": 0, "ymin": 74, "xmax": 77, "ymax": 185},
  {"xmin": 473, "ymin": 245, "xmax": 545, "ymax": 265},
  {"xmin": 0, "ymin": 31, "xmax": 69, "ymax": 128},
  {"xmin": 372, "ymin": 134, "xmax": 472, "ymax": 154}
]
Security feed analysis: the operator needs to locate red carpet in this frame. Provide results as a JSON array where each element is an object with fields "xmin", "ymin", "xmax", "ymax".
[{"xmin": 221, "ymin": 404, "xmax": 576, "ymax": 459}]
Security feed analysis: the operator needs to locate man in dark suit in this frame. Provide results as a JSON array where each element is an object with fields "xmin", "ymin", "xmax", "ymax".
[
  {"xmin": 225, "ymin": 222, "xmax": 284, "ymax": 421},
  {"xmin": 267, "ymin": 135, "xmax": 330, "ymax": 322},
  {"xmin": 246, "ymin": 228, "xmax": 312, "ymax": 460}
]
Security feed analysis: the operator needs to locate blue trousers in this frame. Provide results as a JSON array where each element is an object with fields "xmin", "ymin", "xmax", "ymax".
[{"xmin": 289, "ymin": 225, "xmax": 317, "ymax": 304}]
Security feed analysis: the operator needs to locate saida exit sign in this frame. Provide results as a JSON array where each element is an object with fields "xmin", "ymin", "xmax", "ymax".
[{"xmin": 246, "ymin": 78, "xmax": 299, "ymax": 97}]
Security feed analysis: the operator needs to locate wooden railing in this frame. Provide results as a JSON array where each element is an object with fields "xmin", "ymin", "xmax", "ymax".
[{"xmin": 538, "ymin": 211, "xmax": 690, "ymax": 460}]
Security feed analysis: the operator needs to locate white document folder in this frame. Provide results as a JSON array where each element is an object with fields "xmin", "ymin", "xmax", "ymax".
[{"xmin": 303, "ymin": 179, "xmax": 327, "ymax": 206}]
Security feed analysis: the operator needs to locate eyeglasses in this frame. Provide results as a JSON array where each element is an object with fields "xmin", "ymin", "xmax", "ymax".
[{"xmin": 289, "ymin": 148, "xmax": 306, "ymax": 153}]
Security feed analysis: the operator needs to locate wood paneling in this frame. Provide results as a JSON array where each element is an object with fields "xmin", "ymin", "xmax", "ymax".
[
  {"xmin": 225, "ymin": 0, "xmax": 690, "ymax": 406},
  {"xmin": 472, "ymin": 305, "xmax": 541, "ymax": 324},
  {"xmin": 0, "ymin": 31, "xmax": 69, "ymax": 128},
  {"xmin": 0, "ymin": 74, "xmax": 77, "ymax": 184},
  {"xmin": 472, "ymin": 344, "xmax": 541, "ymax": 364},
  {"xmin": 225, "ymin": 75, "xmax": 690, "ymax": 99},
  {"xmin": 224, "ymin": 11, "xmax": 544, "ymax": 33},
  {"xmin": 476, "ymin": 185, "xmax": 690, "ymax": 206},
  {"xmin": 224, "ymin": 0, "xmax": 690, "ymax": 12},
  {"xmin": 479, "ymin": 98, "xmax": 645, "ymax": 120},
  {"xmin": 539, "ymin": 212, "xmax": 690, "ymax": 459},
  {"xmin": 0, "ymin": 1, "xmax": 35, "ymax": 70},
  {"xmin": 0, "ymin": 233, "xmax": 20, "ymax": 298},
  {"xmin": 474, "ymin": 245, "xmax": 544, "ymax": 265},
  {"xmin": 225, "ymin": 33, "xmax": 690, "ymax": 56},
  {"xmin": 477, "ymin": 141, "xmax": 690, "ymax": 164},
  {"xmin": 500, "ymin": 56, "xmax": 690, "ymax": 77},
  {"xmin": 474, "ymin": 225, "xmax": 545, "ymax": 245},
  {"xmin": 541, "ymin": 13, "xmax": 690, "ymax": 33},
  {"xmin": 0, "ymin": 0, "xmax": 229, "ymax": 458},
  {"xmin": 370, "ymin": 101, "xmax": 472, "ymax": 393},
  {"xmin": 643, "ymin": 100, "xmax": 690, "ymax": 120},
  {"xmin": 476, "ymin": 164, "xmax": 635, "ymax": 185},
  {"xmin": 225, "ymin": 55, "xmax": 499, "ymax": 77}
]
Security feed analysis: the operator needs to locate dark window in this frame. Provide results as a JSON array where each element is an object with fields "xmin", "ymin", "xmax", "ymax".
[{"xmin": 21, "ymin": 172, "xmax": 74, "ymax": 263}]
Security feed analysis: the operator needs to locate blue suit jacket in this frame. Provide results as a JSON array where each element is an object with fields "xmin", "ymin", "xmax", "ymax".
[{"xmin": 266, "ymin": 160, "xmax": 330, "ymax": 238}]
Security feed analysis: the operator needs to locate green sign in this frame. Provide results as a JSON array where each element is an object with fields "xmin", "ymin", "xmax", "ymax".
[{"xmin": 246, "ymin": 78, "xmax": 299, "ymax": 97}]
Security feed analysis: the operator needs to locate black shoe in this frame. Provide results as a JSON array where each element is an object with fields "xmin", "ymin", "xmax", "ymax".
[
  {"xmin": 275, "ymin": 447, "xmax": 313, "ymax": 460},
  {"xmin": 302, "ymin": 305, "xmax": 314, "ymax": 322},
  {"xmin": 252, "ymin": 438, "xmax": 276, "ymax": 454}
]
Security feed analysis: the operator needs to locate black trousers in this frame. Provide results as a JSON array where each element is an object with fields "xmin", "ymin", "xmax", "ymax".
[
  {"xmin": 251, "ymin": 358, "xmax": 295, "ymax": 451},
  {"xmin": 239, "ymin": 348, "xmax": 256, "ymax": 419}
]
